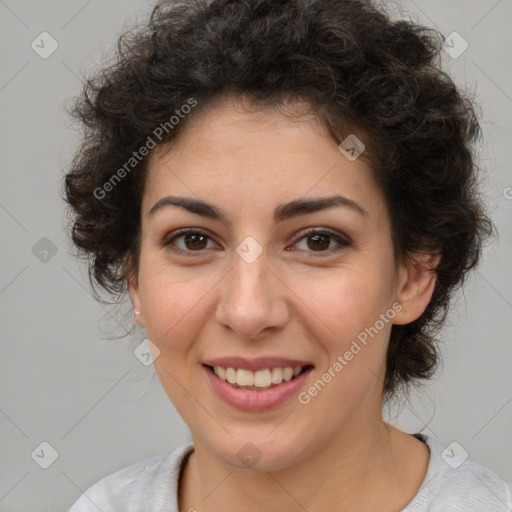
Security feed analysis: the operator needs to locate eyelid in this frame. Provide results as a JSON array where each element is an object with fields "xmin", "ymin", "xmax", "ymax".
[
  {"xmin": 288, "ymin": 227, "xmax": 351, "ymax": 255},
  {"xmin": 161, "ymin": 228, "xmax": 220, "ymax": 255},
  {"xmin": 162, "ymin": 227, "xmax": 350, "ymax": 255},
  {"xmin": 292, "ymin": 227, "xmax": 350, "ymax": 245}
]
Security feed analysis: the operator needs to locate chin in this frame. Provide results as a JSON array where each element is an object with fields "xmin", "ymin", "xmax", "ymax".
[{"xmin": 203, "ymin": 431, "xmax": 312, "ymax": 473}]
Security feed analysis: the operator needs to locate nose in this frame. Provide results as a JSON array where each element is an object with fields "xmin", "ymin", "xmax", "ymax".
[{"xmin": 215, "ymin": 248, "xmax": 290, "ymax": 340}]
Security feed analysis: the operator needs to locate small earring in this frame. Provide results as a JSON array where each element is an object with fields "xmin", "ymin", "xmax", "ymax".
[{"xmin": 134, "ymin": 310, "xmax": 142, "ymax": 316}]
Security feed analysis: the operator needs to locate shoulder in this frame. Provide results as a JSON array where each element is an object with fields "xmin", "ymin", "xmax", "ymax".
[
  {"xmin": 68, "ymin": 444, "xmax": 194, "ymax": 512},
  {"xmin": 404, "ymin": 434, "xmax": 511, "ymax": 511}
]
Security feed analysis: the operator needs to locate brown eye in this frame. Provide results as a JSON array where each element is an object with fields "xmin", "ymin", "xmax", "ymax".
[
  {"xmin": 183, "ymin": 232, "xmax": 208, "ymax": 250},
  {"xmin": 163, "ymin": 229, "xmax": 217, "ymax": 253},
  {"xmin": 306, "ymin": 233, "xmax": 331, "ymax": 251},
  {"xmin": 292, "ymin": 228, "xmax": 350, "ymax": 255}
]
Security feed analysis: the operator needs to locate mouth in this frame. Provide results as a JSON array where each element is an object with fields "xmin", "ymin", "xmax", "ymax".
[
  {"xmin": 203, "ymin": 364, "xmax": 314, "ymax": 391},
  {"xmin": 202, "ymin": 358, "xmax": 315, "ymax": 411}
]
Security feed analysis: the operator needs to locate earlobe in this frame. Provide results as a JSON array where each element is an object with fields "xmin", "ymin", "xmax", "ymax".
[{"xmin": 393, "ymin": 253, "xmax": 440, "ymax": 325}]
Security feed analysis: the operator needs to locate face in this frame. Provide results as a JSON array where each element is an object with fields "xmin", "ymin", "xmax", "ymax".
[{"xmin": 129, "ymin": 97, "xmax": 435, "ymax": 471}]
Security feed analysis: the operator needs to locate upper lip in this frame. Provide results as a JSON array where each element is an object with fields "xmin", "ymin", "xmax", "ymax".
[{"xmin": 203, "ymin": 357, "xmax": 314, "ymax": 372}]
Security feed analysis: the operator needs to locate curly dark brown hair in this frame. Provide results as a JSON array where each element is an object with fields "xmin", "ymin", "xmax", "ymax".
[{"xmin": 63, "ymin": 0, "xmax": 493, "ymax": 402}]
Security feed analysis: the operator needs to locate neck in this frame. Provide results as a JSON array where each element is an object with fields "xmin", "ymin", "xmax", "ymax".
[{"xmin": 179, "ymin": 415, "xmax": 426, "ymax": 511}]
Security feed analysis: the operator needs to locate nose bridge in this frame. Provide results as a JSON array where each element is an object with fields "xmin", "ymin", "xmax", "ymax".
[
  {"xmin": 215, "ymin": 240, "xmax": 288, "ymax": 338},
  {"xmin": 232, "ymin": 241, "xmax": 270, "ymax": 299}
]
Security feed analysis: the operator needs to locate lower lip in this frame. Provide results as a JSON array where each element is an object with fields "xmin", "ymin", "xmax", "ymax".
[{"xmin": 203, "ymin": 365, "xmax": 313, "ymax": 412}]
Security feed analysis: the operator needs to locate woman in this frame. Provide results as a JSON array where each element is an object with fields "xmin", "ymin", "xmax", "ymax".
[{"xmin": 64, "ymin": 0, "xmax": 511, "ymax": 510}]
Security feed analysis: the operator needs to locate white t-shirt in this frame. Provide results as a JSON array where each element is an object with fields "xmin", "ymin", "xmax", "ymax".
[{"xmin": 68, "ymin": 433, "xmax": 511, "ymax": 511}]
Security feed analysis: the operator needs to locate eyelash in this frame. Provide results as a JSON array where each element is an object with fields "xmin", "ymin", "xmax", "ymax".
[{"xmin": 162, "ymin": 228, "xmax": 350, "ymax": 257}]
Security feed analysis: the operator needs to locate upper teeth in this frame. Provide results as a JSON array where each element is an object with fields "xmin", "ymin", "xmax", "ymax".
[{"xmin": 213, "ymin": 366, "xmax": 303, "ymax": 387}]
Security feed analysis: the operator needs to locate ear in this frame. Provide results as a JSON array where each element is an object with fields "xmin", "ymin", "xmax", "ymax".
[
  {"xmin": 393, "ymin": 252, "xmax": 440, "ymax": 325},
  {"xmin": 127, "ymin": 272, "xmax": 146, "ymax": 328}
]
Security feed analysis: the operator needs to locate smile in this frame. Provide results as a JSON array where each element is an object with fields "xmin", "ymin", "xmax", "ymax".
[
  {"xmin": 207, "ymin": 365, "xmax": 309, "ymax": 390},
  {"xmin": 202, "ymin": 359, "xmax": 315, "ymax": 412}
]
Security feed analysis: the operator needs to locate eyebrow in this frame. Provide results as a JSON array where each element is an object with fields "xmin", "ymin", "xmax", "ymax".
[{"xmin": 148, "ymin": 194, "xmax": 368, "ymax": 223}]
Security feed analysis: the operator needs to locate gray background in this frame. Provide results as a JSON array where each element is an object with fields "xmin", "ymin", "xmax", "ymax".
[{"xmin": 0, "ymin": 0, "xmax": 511, "ymax": 510}]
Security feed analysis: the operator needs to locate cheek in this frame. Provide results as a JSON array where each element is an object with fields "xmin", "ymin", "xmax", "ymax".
[
  {"xmin": 136, "ymin": 257, "xmax": 214, "ymax": 356},
  {"xmin": 292, "ymin": 264, "xmax": 395, "ymax": 342},
  {"xmin": 290, "ymin": 263, "xmax": 396, "ymax": 403}
]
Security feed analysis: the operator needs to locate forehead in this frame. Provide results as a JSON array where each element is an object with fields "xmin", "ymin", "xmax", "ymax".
[{"xmin": 142, "ymin": 98, "xmax": 386, "ymax": 224}]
